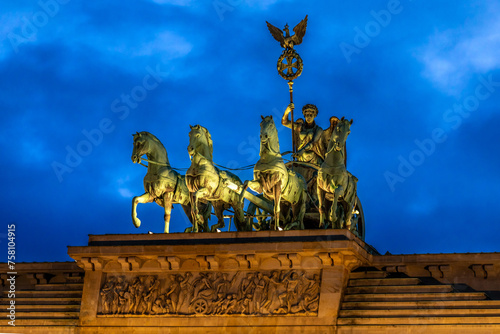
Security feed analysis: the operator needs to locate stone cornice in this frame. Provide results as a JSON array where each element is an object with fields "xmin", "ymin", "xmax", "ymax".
[{"xmin": 68, "ymin": 230, "xmax": 371, "ymax": 273}]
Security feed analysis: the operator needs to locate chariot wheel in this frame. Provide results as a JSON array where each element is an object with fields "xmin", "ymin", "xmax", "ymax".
[{"xmin": 191, "ymin": 298, "xmax": 209, "ymax": 315}]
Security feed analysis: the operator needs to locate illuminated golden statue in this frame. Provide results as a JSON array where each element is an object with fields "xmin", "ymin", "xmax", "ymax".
[
  {"xmin": 266, "ymin": 15, "xmax": 308, "ymax": 51},
  {"xmin": 243, "ymin": 116, "xmax": 307, "ymax": 230},
  {"xmin": 186, "ymin": 125, "xmax": 249, "ymax": 232},
  {"xmin": 317, "ymin": 117, "xmax": 358, "ymax": 230},
  {"xmin": 282, "ymin": 103, "xmax": 324, "ymax": 165},
  {"xmin": 130, "ymin": 131, "xmax": 211, "ymax": 233}
]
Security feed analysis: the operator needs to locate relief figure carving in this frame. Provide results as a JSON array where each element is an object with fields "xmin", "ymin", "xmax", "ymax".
[{"xmin": 98, "ymin": 269, "xmax": 320, "ymax": 316}]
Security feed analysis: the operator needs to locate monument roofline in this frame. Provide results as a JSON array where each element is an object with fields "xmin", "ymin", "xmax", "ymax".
[{"xmin": 69, "ymin": 230, "xmax": 372, "ymax": 260}]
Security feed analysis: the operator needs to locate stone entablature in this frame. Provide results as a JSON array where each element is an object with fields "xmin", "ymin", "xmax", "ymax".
[
  {"xmin": 3, "ymin": 232, "xmax": 499, "ymax": 333},
  {"xmin": 66, "ymin": 230, "xmax": 371, "ymax": 332},
  {"xmin": 68, "ymin": 229, "xmax": 370, "ymax": 273}
]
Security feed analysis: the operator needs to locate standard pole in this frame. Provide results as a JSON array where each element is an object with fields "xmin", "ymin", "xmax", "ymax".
[{"xmin": 288, "ymin": 80, "xmax": 296, "ymax": 160}]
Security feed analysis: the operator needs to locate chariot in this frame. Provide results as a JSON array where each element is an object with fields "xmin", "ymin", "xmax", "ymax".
[{"xmin": 189, "ymin": 289, "xmax": 216, "ymax": 315}]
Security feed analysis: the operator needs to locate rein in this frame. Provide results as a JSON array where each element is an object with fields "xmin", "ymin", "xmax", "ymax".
[
  {"xmin": 140, "ymin": 156, "xmax": 253, "ymax": 171},
  {"xmin": 325, "ymin": 142, "xmax": 342, "ymax": 157},
  {"xmin": 190, "ymin": 151, "xmax": 255, "ymax": 171},
  {"xmin": 140, "ymin": 158, "xmax": 169, "ymax": 167},
  {"xmin": 138, "ymin": 158, "xmax": 189, "ymax": 172}
]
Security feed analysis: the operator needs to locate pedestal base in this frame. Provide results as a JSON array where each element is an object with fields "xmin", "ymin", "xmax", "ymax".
[{"xmin": 68, "ymin": 229, "xmax": 371, "ymax": 332}]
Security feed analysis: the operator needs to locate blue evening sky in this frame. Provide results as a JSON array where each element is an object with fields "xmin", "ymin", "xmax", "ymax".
[{"xmin": 1, "ymin": 0, "xmax": 499, "ymax": 261}]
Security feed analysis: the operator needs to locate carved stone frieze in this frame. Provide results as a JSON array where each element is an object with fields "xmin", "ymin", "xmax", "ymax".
[{"xmin": 98, "ymin": 270, "xmax": 321, "ymax": 316}]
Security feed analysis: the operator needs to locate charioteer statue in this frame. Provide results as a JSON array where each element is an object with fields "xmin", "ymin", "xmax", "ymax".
[
  {"xmin": 282, "ymin": 103, "xmax": 323, "ymax": 165},
  {"xmin": 282, "ymin": 103, "xmax": 344, "ymax": 167}
]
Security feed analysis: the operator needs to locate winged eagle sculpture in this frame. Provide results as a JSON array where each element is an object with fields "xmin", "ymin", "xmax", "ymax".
[{"xmin": 266, "ymin": 15, "xmax": 308, "ymax": 50}]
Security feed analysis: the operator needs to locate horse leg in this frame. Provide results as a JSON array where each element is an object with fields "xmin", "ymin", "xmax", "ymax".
[
  {"xmin": 344, "ymin": 182, "xmax": 357, "ymax": 231},
  {"xmin": 228, "ymin": 185, "xmax": 249, "ymax": 231},
  {"xmin": 345, "ymin": 201, "xmax": 353, "ymax": 231},
  {"xmin": 191, "ymin": 191, "xmax": 204, "ymax": 233},
  {"xmin": 298, "ymin": 191, "xmax": 306, "ymax": 230},
  {"xmin": 132, "ymin": 192, "xmax": 153, "ymax": 228},
  {"xmin": 211, "ymin": 201, "xmax": 225, "ymax": 232},
  {"xmin": 330, "ymin": 185, "xmax": 344, "ymax": 228},
  {"xmin": 273, "ymin": 179, "xmax": 282, "ymax": 230},
  {"xmin": 182, "ymin": 204, "xmax": 195, "ymax": 233},
  {"xmin": 287, "ymin": 192, "xmax": 306, "ymax": 230},
  {"xmin": 317, "ymin": 181, "xmax": 326, "ymax": 229},
  {"xmin": 162, "ymin": 192, "xmax": 174, "ymax": 233},
  {"xmin": 194, "ymin": 188, "xmax": 212, "ymax": 232},
  {"xmin": 189, "ymin": 192, "xmax": 198, "ymax": 232},
  {"xmin": 232, "ymin": 199, "xmax": 247, "ymax": 231},
  {"xmin": 200, "ymin": 202, "xmax": 212, "ymax": 232}
]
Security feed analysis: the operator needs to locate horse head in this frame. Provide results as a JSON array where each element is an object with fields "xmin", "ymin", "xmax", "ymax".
[
  {"xmin": 259, "ymin": 115, "xmax": 280, "ymax": 155},
  {"xmin": 131, "ymin": 131, "xmax": 168, "ymax": 164},
  {"xmin": 331, "ymin": 117, "xmax": 353, "ymax": 151},
  {"xmin": 131, "ymin": 132, "xmax": 148, "ymax": 164},
  {"xmin": 325, "ymin": 117, "xmax": 353, "ymax": 156},
  {"xmin": 188, "ymin": 125, "xmax": 213, "ymax": 161}
]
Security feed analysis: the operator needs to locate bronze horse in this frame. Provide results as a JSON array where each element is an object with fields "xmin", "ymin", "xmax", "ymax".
[
  {"xmin": 244, "ymin": 116, "xmax": 307, "ymax": 230},
  {"xmin": 317, "ymin": 117, "xmax": 358, "ymax": 230},
  {"xmin": 186, "ymin": 125, "xmax": 248, "ymax": 232},
  {"xmin": 131, "ymin": 131, "xmax": 209, "ymax": 233}
]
